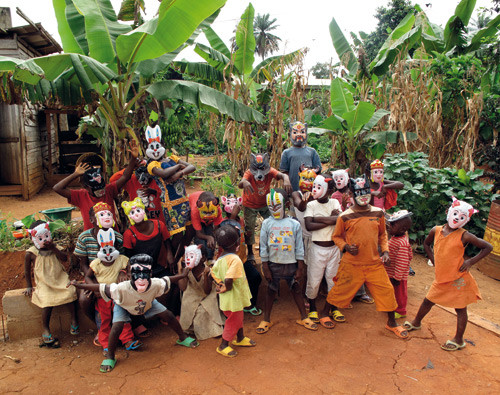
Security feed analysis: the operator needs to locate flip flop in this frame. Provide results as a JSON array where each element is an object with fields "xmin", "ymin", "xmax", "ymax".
[
  {"xmin": 93, "ymin": 334, "xmax": 101, "ymax": 347},
  {"xmin": 70, "ymin": 324, "xmax": 80, "ymax": 335},
  {"xmin": 329, "ymin": 309, "xmax": 346, "ymax": 323},
  {"xmin": 308, "ymin": 311, "xmax": 320, "ymax": 323},
  {"xmin": 243, "ymin": 307, "xmax": 263, "ymax": 316},
  {"xmin": 231, "ymin": 336, "xmax": 256, "ymax": 347},
  {"xmin": 124, "ymin": 339, "xmax": 143, "ymax": 350},
  {"xmin": 394, "ymin": 313, "xmax": 406, "ymax": 319},
  {"xmin": 100, "ymin": 358, "xmax": 116, "ymax": 373},
  {"xmin": 357, "ymin": 295, "xmax": 374, "ymax": 304},
  {"xmin": 176, "ymin": 336, "xmax": 199, "ymax": 348},
  {"xmin": 40, "ymin": 334, "xmax": 60, "ymax": 349},
  {"xmin": 385, "ymin": 324, "xmax": 409, "ymax": 339},
  {"xmin": 216, "ymin": 346, "xmax": 237, "ymax": 358},
  {"xmin": 441, "ymin": 340, "xmax": 466, "ymax": 351},
  {"xmin": 256, "ymin": 321, "xmax": 273, "ymax": 334},
  {"xmin": 319, "ymin": 317, "xmax": 336, "ymax": 329},
  {"xmin": 403, "ymin": 321, "xmax": 421, "ymax": 331},
  {"xmin": 296, "ymin": 318, "xmax": 319, "ymax": 331}
]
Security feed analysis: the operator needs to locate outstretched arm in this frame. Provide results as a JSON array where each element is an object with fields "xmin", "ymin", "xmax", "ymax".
[
  {"xmin": 382, "ymin": 180, "xmax": 404, "ymax": 191},
  {"xmin": 69, "ymin": 280, "xmax": 110, "ymax": 299},
  {"xmin": 53, "ymin": 163, "xmax": 89, "ymax": 199},
  {"xmin": 460, "ymin": 232, "xmax": 493, "ymax": 272},
  {"xmin": 115, "ymin": 140, "xmax": 140, "ymax": 190}
]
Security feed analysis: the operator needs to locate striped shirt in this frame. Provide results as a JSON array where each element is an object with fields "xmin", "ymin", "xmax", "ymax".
[
  {"xmin": 387, "ymin": 235, "xmax": 412, "ymax": 281},
  {"xmin": 74, "ymin": 229, "xmax": 124, "ymax": 261}
]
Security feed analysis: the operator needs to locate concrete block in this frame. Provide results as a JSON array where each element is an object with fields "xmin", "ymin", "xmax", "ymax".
[{"xmin": 2, "ymin": 289, "xmax": 95, "ymax": 341}]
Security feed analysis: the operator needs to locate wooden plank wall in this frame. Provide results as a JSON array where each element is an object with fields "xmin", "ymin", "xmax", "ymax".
[
  {"xmin": 0, "ymin": 103, "xmax": 22, "ymax": 185},
  {"xmin": 24, "ymin": 103, "xmax": 45, "ymax": 198}
]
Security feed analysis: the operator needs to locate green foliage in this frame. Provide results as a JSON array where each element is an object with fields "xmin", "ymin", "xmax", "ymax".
[
  {"xmin": 383, "ymin": 152, "xmax": 497, "ymax": 253},
  {"xmin": 307, "ymin": 134, "xmax": 331, "ymax": 163},
  {"xmin": 200, "ymin": 174, "xmax": 237, "ymax": 197},
  {"xmin": 254, "ymin": 13, "xmax": 281, "ymax": 60},
  {"xmin": 311, "ymin": 62, "xmax": 332, "ymax": 79}
]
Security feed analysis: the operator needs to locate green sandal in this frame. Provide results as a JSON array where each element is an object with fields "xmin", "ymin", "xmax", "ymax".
[
  {"xmin": 40, "ymin": 334, "xmax": 60, "ymax": 349},
  {"xmin": 100, "ymin": 359, "xmax": 116, "ymax": 373},
  {"xmin": 243, "ymin": 306, "xmax": 262, "ymax": 316},
  {"xmin": 70, "ymin": 324, "xmax": 80, "ymax": 335},
  {"xmin": 176, "ymin": 336, "xmax": 199, "ymax": 348}
]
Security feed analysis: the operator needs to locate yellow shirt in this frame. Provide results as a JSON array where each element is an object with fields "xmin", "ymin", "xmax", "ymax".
[{"xmin": 90, "ymin": 255, "xmax": 129, "ymax": 284}]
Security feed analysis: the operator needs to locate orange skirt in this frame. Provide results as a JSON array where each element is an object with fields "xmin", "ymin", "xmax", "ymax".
[{"xmin": 426, "ymin": 272, "xmax": 481, "ymax": 309}]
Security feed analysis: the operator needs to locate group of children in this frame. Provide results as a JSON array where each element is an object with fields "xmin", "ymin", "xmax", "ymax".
[{"xmin": 22, "ymin": 121, "xmax": 493, "ymax": 372}]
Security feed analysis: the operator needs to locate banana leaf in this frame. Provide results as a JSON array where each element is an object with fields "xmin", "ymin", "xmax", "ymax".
[
  {"xmin": 466, "ymin": 14, "xmax": 500, "ymax": 53},
  {"xmin": 444, "ymin": 0, "xmax": 476, "ymax": 52},
  {"xmin": 329, "ymin": 17, "xmax": 358, "ymax": 75},
  {"xmin": 249, "ymin": 49, "xmax": 304, "ymax": 83},
  {"xmin": 330, "ymin": 78, "xmax": 354, "ymax": 115},
  {"xmin": 194, "ymin": 44, "xmax": 231, "ymax": 73},
  {"xmin": 204, "ymin": 26, "xmax": 231, "ymax": 59},
  {"xmin": 342, "ymin": 101, "xmax": 376, "ymax": 134},
  {"xmin": 233, "ymin": 3, "xmax": 256, "ymax": 77},
  {"xmin": 53, "ymin": 0, "xmax": 85, "ymax": 54}
]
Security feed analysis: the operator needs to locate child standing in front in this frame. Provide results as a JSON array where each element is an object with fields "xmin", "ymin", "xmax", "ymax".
[
  {"xmin": 24, "ymin": 221, "xmax": 78, "ymax": 347},
  {"xmin": 404, "ymin": 197, "xmax": 492, "ymax": 351},
  {"xmin": 386, "ymin": 210, "xmax": 413, "ymax": 319},
  {"xmin": 211, "ymin": 225, "xmax": 255, "ymax": 357}
]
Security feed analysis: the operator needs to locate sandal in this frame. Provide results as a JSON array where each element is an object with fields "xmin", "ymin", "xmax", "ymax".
[
  {"xmin": 40, "ymin": 334, "xmax": 60, "ymax": 349},
  {"xmin": 307, "ymin": 311, "xmax": 320, "ymax": 323},
  {"xmin": 124, "ymin": 339, "xmax": 143, "ymax": 350},
  {"xmin": 100, "ymin": 358, "xmax": 116, "ymax": 373},
  {"xmin": 256, "ymin": 321, "xmax": 273, "ymax": 334},
  {"xmin": 216, "ymin": 346, "xmax": 237, "ymax": 358},
  {"xmin": 329, "ymin": 309, "xmax": 346, "ymax": 323},
  {"xmin": 70, "ymin": 324, "xmax": 80, "ymax": 335},
  {"xmin": 296, "ymin": 318, "xmax": 318, "ymax": 331},
  {"xmin": 93, "ymin": 334, "xmax": 101, "ymax": 347},
  {"xmin": 441, "ymin": 340, "xmax": 466, "ymax": 351},
  {"xmin": 403, "ymin": 321, "xmax": 421, "ymax": 331},
  {"xmin": 176, "ymin": 336, "xmax": 199, "ymax": 348},
  {"xmin": 357, "ymin": 294, "xmax": 374, "ymax": 304},
  {"xmin": 394, "ymin": 313, "xmax": 406, "ymax": 319},
  {"xmin": 385, "ymin": 324, "xmax": 409, "ymax": 339},
  {"xmin": 231, "ymin": 336, "xmax": 256, "ymax": 347},
  {"xmin": 243, "ymin": 306, "xmax": 263, "ymax": 316},
  {"xmin": 319, "ymin": 317, "xmax": 336, "ymax": 329}
]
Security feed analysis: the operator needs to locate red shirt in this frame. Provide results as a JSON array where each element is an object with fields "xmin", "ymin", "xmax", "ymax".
[
  {"xmin": 189, "ymin": 191, "xmax": 223, "ymax": 231},
  {"xmin": 242, "ymin": 167, "xmax": 279, "ymax": 209},
  {"xmin": 123, "ymin": 220, "xmax": 169, "ymax": 249},
  {"xmin": 69, "ymin": 182, "xmax": 119, "ymax": 230},
  {"xmin": 124, "ymin": 175, "xmax": 164, "ymax": 223}
]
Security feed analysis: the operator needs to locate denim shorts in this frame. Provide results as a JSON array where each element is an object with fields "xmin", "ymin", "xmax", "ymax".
[
  {"xmin": 267, "ymin": 262, "xmax": 298, "ymax": 292},
  {"xmin": 112, "ymin": 299, "xmax": 167, "ymax": 323}
]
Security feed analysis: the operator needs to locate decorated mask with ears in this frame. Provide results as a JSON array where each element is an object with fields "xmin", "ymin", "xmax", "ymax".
[
  {"xmin": 289, "ymin": 121, "xmax": 308, "ymax": 147},
  {"xmin": 122, "ymin": 198, "xmax": 148, "ymax": 226},
  {"xmin": 129, "ymin": 254, "xmax": 153, "ymax": 293},
  {"xmin": 196, "ymin": 195, "xmax": 219, "ymax": 222},
  {"xmin": 249, "ymin": 153, "xmax": 270, "ymax": 182},
  {"xmin": 83, "ymin": 167, "xmax": 106, "ymax": 197},
  {"xmin": 331, "ymin": 169, "xmax": 349, "ymax": 190},
  {"xmin": 145, "ymin": 125, "xmax": 166, "ymax": 161},
  {"xmin": 370, "ymin": 159, "xmax": 384, "ymax": 183},
  {"xmin": 266, "ymin": 188, "xmax": 285, "ymax": 219},
  {"xmin": 93, "ymin": 202, "xmax": 115, "ymax": 229},
  {"xmin": 30, "ymin": 222, "xmax": 51, "ymax": 249},
  {"xmin": 184, "ymin": 244, "xmax": 203, "ymax": 269},
  {"xmin": 221, "ymin": 194, "xmax": 242, "ymax": 215},
  {"xmin": 97, "ymin": 228, "xmax": 119, "ymax": 264},
  {"xmin": 298, "ymin": 165, "xmax": 319, "ymax": 193},
  {"xmin": 312, "ymin": 174, "xmax": 333, "ymax": 200},
  {"xmin": 349, "ymin": 175, "xmax": 371, "ymax": 206},
  {"xmin": 447, "ymin": 196, "xmax": 478, "ymax": 229}
]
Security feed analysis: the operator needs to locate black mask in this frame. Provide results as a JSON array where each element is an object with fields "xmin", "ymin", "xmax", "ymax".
[{"xmin": 82, "ymin": 167, "xmax": 106, "ymax": 192}]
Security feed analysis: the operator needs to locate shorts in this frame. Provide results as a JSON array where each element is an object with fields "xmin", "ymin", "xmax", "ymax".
[
  {"xmin": 112, "ymin": 299, "xmax": 167, "ymax": 323},
  {"xmin": 267, "ymin": 262, "xmax": 299, "ymax": 293},
  {"xmin": 305, "ymin": 244, "xmax": 340, "ymax": 299},
  {"xmin": 243, "ymin": 206, "xmax": 271, "ymax": 245}
]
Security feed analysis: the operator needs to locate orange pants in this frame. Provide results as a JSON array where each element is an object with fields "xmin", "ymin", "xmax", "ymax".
[{"xmin": 326, "ymin": 261, "xmax": 397, "ymax": 312}]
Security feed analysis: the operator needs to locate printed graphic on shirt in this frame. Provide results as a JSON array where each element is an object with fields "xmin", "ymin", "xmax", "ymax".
[
  {"xmin": 134, "ymin": 300, "xmax": 147, "ymax": 315},
  {"xmin": 269, "ymin": 225, "xmax": 293, "ymax": 253}
]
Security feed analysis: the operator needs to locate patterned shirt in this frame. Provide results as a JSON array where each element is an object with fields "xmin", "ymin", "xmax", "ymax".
[
  {"xmin": 74, "ymin": 229, "xmax": 123, "ymax": 261},
  {"xmin": 387, "ymin": 235, "xmax": 412, "ymax": 281}
]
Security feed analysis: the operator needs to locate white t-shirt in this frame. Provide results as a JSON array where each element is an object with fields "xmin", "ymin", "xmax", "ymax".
[
  {"xmin": 100, "ymin": 277, "xmax": 171, "ymax": 315},
  {"xmin": 294, "ymin": 191, "xmax": 312, "ymax": 238},
  {"xmin": 304, "ymin": 199, "xmax": 341, "ymax": 242}
]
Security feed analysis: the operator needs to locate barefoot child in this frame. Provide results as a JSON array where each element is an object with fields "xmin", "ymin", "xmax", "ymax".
[
  {"xmin": 211, "ymin": 225, "xmax": 255, "ymax": 357},
  {"xmin": 386, "ymin": 210, "xmax": 413, "ymax": 319},
  {"xmin": 178, "ymin": 244, "xmax": 224, "ymax": 340},
  {"xmin": 404, "ymin": 197, "xmax": 492, "ymax": 351},
  {"xmin": 69, "ymin": 254, "xmax": 198, "ymax": 372},
  {"xmin": 257, "ymin": 188, "xmax": 317, "ymax": 334},
  {"xmin": 24, "ymin": 221, "xmax": 78, "ymax": 347},
  {"xmin": 318, "ymin": 175, "xmax": 408, "ymax": 338}
]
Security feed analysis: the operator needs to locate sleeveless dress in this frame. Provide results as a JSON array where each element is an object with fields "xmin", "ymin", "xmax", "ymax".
[
  {"xmin": 28, "ymin": 246, "xmax": 77, "ymax": 308},
  {"xmin": 426, "ymin": 226, "xmax": 481, "ymax": 308}
]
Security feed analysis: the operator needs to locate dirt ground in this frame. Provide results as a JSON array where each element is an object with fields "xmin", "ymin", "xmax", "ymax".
[{"xmin": 1, "ymin": 174, "xmax": 500, "ymax": 394}]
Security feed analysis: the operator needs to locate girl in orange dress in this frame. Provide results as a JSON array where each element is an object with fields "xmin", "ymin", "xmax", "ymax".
[{"xmin": 403, "ymin": 197, "xmax": 492, "ymax": 351}]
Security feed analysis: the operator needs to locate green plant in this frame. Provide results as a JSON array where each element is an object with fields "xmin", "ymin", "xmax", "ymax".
[
  {"xmin": 383, "ymin": 152, "xmax": 498, "ymax": 254},
  {"xmin": 307, "ymin": 134, "xmax": 331, "ymax": 163},
  {"xmin": 200, "ymin": 174, "xmax": 238, "ymax": 197}
]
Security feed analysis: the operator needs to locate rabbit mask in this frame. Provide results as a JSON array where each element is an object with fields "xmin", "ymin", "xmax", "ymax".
[
  {"xmin": 97, "ymin": 229, "xmax": 119, "ymax": 264},
  {"xmin": 145, "ymin": 125, "xmax": 165, "ymax": 161}
]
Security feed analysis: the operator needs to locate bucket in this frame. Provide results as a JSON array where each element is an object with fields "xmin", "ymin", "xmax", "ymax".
[
  {"xmin": 478, "ymin": 200, "xmax": 500, "ymax": 280},
  {"xmin": 40, "ymin": 207, "xmax": 74, "ymax": 223}
]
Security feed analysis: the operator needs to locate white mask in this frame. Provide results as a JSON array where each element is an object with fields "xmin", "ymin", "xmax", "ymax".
[
  {"xmin": 145, "ymin": 125, "xmax": 166, "ymax": 161},
  {"xmin": 97, "ymin": 229, "xmax": 119, "ymax": 263},
  {"xmin": 266, "ymin": 189, "xmax": 285, "ymax": 220},
  {"xmin": 312, "ymin": 175, "xmax": 329, "ymax": 200},
  {"xmin": 332, "ymin": 169, "xmax": 349, "ymax": 190},
  {"xmin": 184, "ymin": 245, "xmax": 202, "ymax": 269},
  {"xmin": 30, "ymin": 223, "xmax": 52, "ymax": 249}
]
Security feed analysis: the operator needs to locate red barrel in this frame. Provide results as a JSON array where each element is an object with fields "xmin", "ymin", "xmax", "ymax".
[{"xmin": 478, "ymin": 200, "xmax": 500, "ymax": 280}]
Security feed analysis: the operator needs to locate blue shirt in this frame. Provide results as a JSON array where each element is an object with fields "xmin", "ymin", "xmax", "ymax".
[
  {"xmin": 259, "ymin": 216, "xmax": 304, "ymax": 264},
  {"xmin": 279, "ymin": 146, "xmax": 321, "ymax": 191}
]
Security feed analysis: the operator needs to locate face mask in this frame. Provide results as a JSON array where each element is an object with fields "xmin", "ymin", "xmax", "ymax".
[
  {"xmin": 130, "ymin": 264, "xmax": 152, "ymax": 293},
  {"xmin": 95, "ymin": 209, "xmax": 114, "ymax": 229},
  {"xmin": 349, "ymin": 176, "xmax": 371, "ymax": 207},
  {"xmin": 197, "ymin": 200, "xmax": 219, "ymax": 222},
  {"xmin": 332, "ymin": 169, "xmax": 349, "ymax": 190},
  {"xmin": 135, "ymin": 166, "xmax": 152, "ymax": 186},
  {"xmin": 83, "ymin": 167, "xmax": 106, "ymax": 197},
  {"xmin": 184, "ymin": 245, "xmax": 202, "ymax": 269},
  {"xmin": 97, "ymin": 229, "xmax": 119, "ymax": 263},
  {"xmin": 266, "ymin": 189, "xmax": 285, "ymax": 219},
  {"xmin": 289, "ymin": 121, "xmax": 307, "ymax": 147},
  {"xmin": 30, "ymin": 223, "xmax": 51, "ymax": 249},
  {"xmin": 145, "ymin": 125, "xmax": 166, "ymax": 161},
  {"xmin": 249, "ymin": 153, "xmax": 271, "ymax": 182},
  {"xmin": 122, "ymin": 198, "xmax": 148, "ymax": 225},
  {"xmin": 446, "ymin": 197, "xmax": 477, "ymax": 229},
  {"xmin": 298, "ymin": 167, "xmax": 318, "ymax": 193},
  {"xmin": 370, "ymin": 160, "xmax": 384, "ymax": 183},
  {"xmin": 221, "ymin": 195, "xmax": 242, "ymax": 214},
  {"xmin": 312, "ymin": 175, "xmax": 330, "ymax": 200}
]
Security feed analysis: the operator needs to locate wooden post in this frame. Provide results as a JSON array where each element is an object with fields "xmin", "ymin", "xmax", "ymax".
[{"xmin": 46, "ymin": 111, "xmax": 52, "ymax": 182}]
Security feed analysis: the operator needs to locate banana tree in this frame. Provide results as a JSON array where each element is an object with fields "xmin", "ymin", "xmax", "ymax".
[{"xmin": 0, "ymin": 0, "xmax": 264, "ymax": 172}]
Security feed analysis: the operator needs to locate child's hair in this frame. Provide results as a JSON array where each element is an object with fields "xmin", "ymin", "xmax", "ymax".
[
  {"xmin": 215, "ymin": 225, "xmax": 240, "ymax": 250},
  {"xmin": 29, "ymin": 220, "xmax": 47, "ymax": 230},
  {"xmin": 129, "ymin": 253, "xmax": 154, "ymax": 267},
  {"xmin": 199, "ymin": 191, "xmax": 217, "ymax": 202},
  {"xmin": 319, "ymin": 173, "xmax": 336, "ymax": 191},
  {"xmin": 393, "ymin": 216, "xmax": 412, "ymax": 232}
]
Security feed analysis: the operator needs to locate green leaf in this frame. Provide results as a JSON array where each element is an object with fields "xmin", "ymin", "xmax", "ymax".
[
  {"xmin": 320, "ymin": 116, "xmax": 343, "ymax": 131},
  {"xmin": 343, "ymin": 101, "xmax": 375, "ymax": 133},
  {"xmin": 53, "ymin": 0, "xmax": 86, "ymax": 54},
  {"xmin": 204, "ymin": 26, "xmax": 231, "ymax": 59},
  {"xmin": 48, "ymin": 219, "xmax": 67, "ymax": 233},
  {"xmin": 363, "ymin": 109, "xmax": 390, "ymax": 131},
  {"xmin": 444, "ymin": 0, "xmax": 476, "ymax": 51},
  {"xmin": 194, "ymin": 43, "xmax": 230, "ymax": 73},
  {"xmin": 146, "ymin": 80, "xmax": 264, "ymax": 123},
  {"xmin": 329, "ymin": 17, "xmax": 358, "ymax": 75},
  {"xmin": 249, "ymin": 49, "xmax": 304, "ymax": 83},
  {"xmin": 330, "ymin": 78, "xmax": 354, "ymax": 115},
  {"xmin": 233, "ymin": 3, "xmax": 256, "ymax": 76},
  {"xmin": 466, "ymin": 14, "xmax": 500, "ymax": 53},
  {"xmin": 21, "ymin": 214, "xmax": 35, "ymax": 229}
]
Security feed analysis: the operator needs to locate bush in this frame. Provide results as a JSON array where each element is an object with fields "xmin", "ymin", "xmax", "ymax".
[
  {"xmin": 383, "ymin": 152, "xmax": 498, "ymax": 253},
  {"xmin": 307, "ymin": 134, "xmax": 330, "ymax": 163}
]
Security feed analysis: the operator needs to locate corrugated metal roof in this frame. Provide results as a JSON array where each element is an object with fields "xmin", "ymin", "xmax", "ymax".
[{"xmin": 0, "ymin": 23, "xmax": 62, "ymax": 56}]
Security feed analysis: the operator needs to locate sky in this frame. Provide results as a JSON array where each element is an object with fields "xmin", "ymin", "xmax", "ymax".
[{"xmin": 3, "ymin": 0, "xmax": 495, "ymax": 72}]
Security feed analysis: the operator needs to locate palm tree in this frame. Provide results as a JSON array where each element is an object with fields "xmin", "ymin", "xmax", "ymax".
[{"xmin": 254, "ymin": 13, "xmax": 281, "ymax": 60}]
